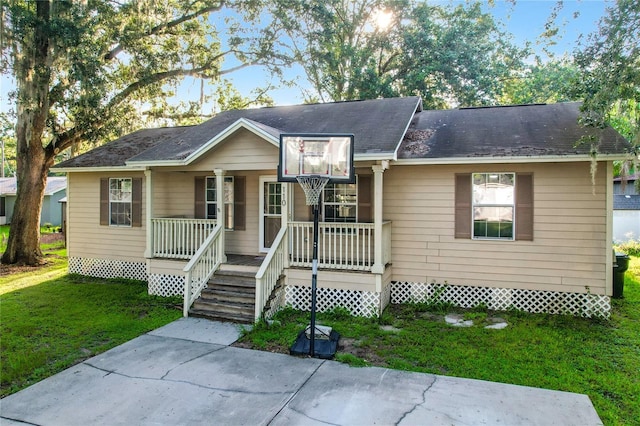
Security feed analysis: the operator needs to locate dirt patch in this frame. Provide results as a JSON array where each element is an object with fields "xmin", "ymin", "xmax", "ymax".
[{"xmin": 0, "ymin": 253, "xmax": 64, "ymax": 276}]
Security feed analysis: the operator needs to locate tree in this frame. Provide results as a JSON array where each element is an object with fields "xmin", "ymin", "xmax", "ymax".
[
  {"xmin": 573, "ymin": 0, "xmax": 639, "ymax": 149},
  {"xmin": 499, "ymin": 59, "xmax": 580, "ymax": 105},
  {"xmin": 0, "ymin": 0, "xmax": 282, "ymax": 265},
  {"xmin": 272, "ymin": 0, "xmax": 527, "ymax": 107}
]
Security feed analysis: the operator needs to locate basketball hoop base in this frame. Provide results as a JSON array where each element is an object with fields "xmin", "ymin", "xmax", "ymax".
[{"xmin": 290, "ymin": 328, "xmax": 340, "ymax": 359}]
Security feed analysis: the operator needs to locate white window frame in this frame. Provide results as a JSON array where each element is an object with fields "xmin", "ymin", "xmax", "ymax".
[
  {"xmin": 322, "ymin": 176, "xmax": 358, "ymax": 223},
  {"xmin": 471, "ymin": 172, "xmax": 515, "ymax": 241},
  {"xmin": 109, "ymin": 177, "xmax": 132, "ymax": 227},
  {"xmin": 205, "ymin": 176, "xmax": 234, "ymax": 230}
]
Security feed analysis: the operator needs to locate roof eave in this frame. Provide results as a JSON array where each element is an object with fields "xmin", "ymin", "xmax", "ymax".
[
  {"xmin": 52, "ymin": 165, "xmax": 148, "ymax": 173},
  {"xmin": 394, "ymin": 153, "xmax": 630, "ymax": 166}
]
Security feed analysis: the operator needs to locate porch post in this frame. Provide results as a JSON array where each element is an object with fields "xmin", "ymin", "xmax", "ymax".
[
  {"xmin": 371, "ymin": 163, "xmax": 387, "ymax": 276},
  {"xmin": 144, "ymin": 168, "xmax": 153, "ymax": 258},
  {"xmin": 215, "ymin": 168, "xmax": 227, "ymax": 263}
]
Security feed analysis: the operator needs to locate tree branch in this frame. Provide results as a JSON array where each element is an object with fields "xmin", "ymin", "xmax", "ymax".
[{"xmin": 103, "ymin": 1, "xmax": 225, "ymax": 61}]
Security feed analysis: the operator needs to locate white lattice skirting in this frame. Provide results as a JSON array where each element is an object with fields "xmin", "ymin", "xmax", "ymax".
[
  {"xmin": 69, "ymin": 257, "xmax": 147, "ymax": 282},
  {"xmin": 391, "ymin": 281, "xmax": 611, "ymax": 318},
  {"xmin": 148, "ymin": 274, "xmax": 185, "ymax": 297},
  {"xmin": 285, "ymin": 285, "xmax": 385, "ymax": 318}
]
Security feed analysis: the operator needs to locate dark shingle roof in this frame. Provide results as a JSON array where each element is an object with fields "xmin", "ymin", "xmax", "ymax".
[
  {"xmin": 398, "ymin": 102, "xmax": 630, "ymax": 159},
  {"xmin": 55, "ymin": 97, "xmax": 420, "ymax": 168},
  {"xmin": 56, "ymin": 126, "xmax": 192, "ymax": 168},
  {"xmin": 126, "ymin": 97, "xmax": 421, "ymax": 163},
  {"xmin": 614, "ymin": 194, "xmax": 640, "ymax": 210}
]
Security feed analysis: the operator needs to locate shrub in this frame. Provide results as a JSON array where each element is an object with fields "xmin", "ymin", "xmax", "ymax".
[{"xmin": 614, "ymin": 239, "xmax": 640, "ymax": 257}]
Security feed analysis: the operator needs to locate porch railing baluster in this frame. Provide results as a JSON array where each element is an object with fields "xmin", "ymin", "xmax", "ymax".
[{"xmin": 287, "ymin": 221, "xmax": 388, "ymax": 272}]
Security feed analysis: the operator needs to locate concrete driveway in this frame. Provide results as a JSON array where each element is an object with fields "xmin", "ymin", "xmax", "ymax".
[{"xmin": 0, "ymin": 318, "xmax": 603, "ymax": 425}]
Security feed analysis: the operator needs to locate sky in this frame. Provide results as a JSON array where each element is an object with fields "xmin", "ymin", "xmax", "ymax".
[
  {"xmin": 209, "ymin": 0, "xmax": 611, "ymax": 106},
  {"xmin": 0, "ymin": 0, "xmax": 612, "ymax": 113}
]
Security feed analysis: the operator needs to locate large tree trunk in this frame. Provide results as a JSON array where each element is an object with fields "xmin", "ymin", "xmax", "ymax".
[
  {"xmin": 1, "ymin": 152, "xmax": 50, "ymax": 265},
  {"xmin": 1, "ymin": 0, "xmax": 52, "ymax": 266}
]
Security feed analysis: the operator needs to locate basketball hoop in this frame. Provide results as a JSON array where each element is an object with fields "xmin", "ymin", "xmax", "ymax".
[{"xmin": 297, "ymin": 175, "xmax": 330, "ymax": 206}]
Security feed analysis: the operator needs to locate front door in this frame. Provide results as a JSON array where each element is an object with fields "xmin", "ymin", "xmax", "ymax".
[{"xmin": 259, "ymin": 177, "xmax": 283, "ymax": 252}]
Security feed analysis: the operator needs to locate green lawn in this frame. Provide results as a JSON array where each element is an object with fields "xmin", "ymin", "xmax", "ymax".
[
  {"xmin": 238, "ymin": 256, "xmax": 640, "ymax": 426},
  {"xmin": 0, "ymin": 251, "xmax": 182, "ymax": 397}
]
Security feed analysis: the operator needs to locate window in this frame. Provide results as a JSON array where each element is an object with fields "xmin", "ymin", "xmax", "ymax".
[
  {"xmin": 100, "ymin": 177, "xmax": 141, "ymax": 227},
  {"xmin": 472, "ymin": 173, "xmax": 514, "ymax": 239},
  {"xmin": 323, "ymin": 181, "xmax": 357, "ymax": 223},
  {"xmin": 206, "ymin": 176, "xmax": 234, "ymax": 229},
  {"xmin": 109, "ymin": 178, "xmax": 132, "ymax": 226},
  {"xmin": 455, "ymin": 173, "xmax": 533, "ymax": 241}
]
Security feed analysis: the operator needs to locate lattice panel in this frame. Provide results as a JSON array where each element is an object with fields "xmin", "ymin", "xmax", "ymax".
[
  {"xmin": 391, "ymin": 281, "xmax": 611, "ymax": 318},
  {"xmin": 69, "ymin": 257, "xmax": 147, "ymax": 281},
  {"xmin": 285, "ymin": 285, "xmax": 381, "ymax": 318},
  {"xmin": 148, "ymin": 274, "xmax": 185, "ymax": 297},
  {"xmin": 264, "ymin": 285, "xmax": 287, "ymax": 320}
]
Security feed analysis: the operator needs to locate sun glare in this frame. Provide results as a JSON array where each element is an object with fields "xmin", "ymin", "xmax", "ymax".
[{"xmin": 373, "ymin": 9, "xmax": 393, "ymax": 31}]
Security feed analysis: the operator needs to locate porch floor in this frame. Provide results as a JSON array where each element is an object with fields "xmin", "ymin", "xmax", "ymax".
[{"xmin": 225, "ymin": 254, "xmax": 265, "ymax": 267}]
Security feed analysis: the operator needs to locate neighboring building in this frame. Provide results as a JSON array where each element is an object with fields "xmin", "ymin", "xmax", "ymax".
[
  {"xmin": 0, "ymin": 176, "xmax": 67, "ymax": 226},
  {"xmin": 54, "ymin": 98, "xmax": 629, "ymax": 319},
  {"xmin": 613, "ymin": 173, "xmax": 640, "ymax": 242}
]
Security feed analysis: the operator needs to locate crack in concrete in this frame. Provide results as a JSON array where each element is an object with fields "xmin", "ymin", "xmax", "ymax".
[
  {"xmin": 0, "ymin": 415, "xmax": 41, "ymax": 425},
  {"xmin": 82, "ymin": 356, "xmax": 291, "ymax": 397},
  {"xmin": 394, "ymin": 375, "xmax": 437, "ymax": 425},
  {"xmin": 159, "ymin": 345, "xmax": 226, "ymax": 380},
  {"xmin": 266, "ymin": 360, "xmax": 326, "ymax": 425}
]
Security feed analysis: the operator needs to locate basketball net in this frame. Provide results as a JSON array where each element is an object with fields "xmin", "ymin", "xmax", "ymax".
[{"xmin": 296, "ymin": 175, "xmax": 330, "ymax": 206}]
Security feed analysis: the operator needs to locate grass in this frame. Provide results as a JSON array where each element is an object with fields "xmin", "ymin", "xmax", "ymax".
[
  {"xmin": 0, "ymin": 236, "xmax": 183, "ymax": 397},
  {"xmin": 237, "ymin": 257, "xmax": 640, "ymax": 426}
]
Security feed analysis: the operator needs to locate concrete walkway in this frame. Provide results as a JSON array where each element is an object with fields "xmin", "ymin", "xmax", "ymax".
[{"xmin": 0, "ymin": 318, "xmax": 603, "ymax": 425}]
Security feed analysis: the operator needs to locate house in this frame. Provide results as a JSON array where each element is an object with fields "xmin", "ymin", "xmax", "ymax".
[
  {"xmin": 53, "ymin": 98, "xmax": 629, "ymax": 320},
  {"xmin": 613, "ymin": 173, "xmax": 640, "ymax": 242},
  {"xmin": 0, "ymin": 176, "xmax": 67, "ymax": 227}
]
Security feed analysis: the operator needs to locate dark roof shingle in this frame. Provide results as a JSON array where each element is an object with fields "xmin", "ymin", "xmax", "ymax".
[{"xmin": 398, "ymin": 102, "xmax": 630, "ymax": 159}]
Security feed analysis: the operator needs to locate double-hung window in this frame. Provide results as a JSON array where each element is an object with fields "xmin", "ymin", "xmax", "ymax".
[
  {"xmin": 472, "ymin": 173, "xmax": 514, "ymax": 240},
  {"xmin": 109, "ymin": 178, "xmax": 132, "ymax": 226},
  {"xmin": 455, "ymin": 172, "xmax": 533, "ymax": 241},
  {"xmin": 206, "ymin": 176, "xmax": 234, "ymax": 229},
  {"xmin": 323, "ymin": 180, "xmax": 357, "ymax": 223}
]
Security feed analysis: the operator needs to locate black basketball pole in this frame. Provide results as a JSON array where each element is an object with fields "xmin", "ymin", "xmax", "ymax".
[{"xmin": 310, "ymin": 202, "xmax": 320, "ymax": 357}]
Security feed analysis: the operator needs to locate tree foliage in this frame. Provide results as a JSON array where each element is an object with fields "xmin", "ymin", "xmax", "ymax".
[
  {"xmin": 573, "ymin": 0, "xmax": 639, "ymax": 148},
  {"xmin": 0, "ymin": 0, "xmax": 282, "ymax": 264},
  {"xmin": 499, "ymin": 59, "xmax": 580, "ymax": 105},
  {"xmin": 271, "ymin": 0, "xmax": 528, "ymax": 107}
]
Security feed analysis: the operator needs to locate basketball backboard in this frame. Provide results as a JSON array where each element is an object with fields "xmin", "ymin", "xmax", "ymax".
[{"xmin": 278, "ymin": 134, "xmax": 355, "ymax": 183}]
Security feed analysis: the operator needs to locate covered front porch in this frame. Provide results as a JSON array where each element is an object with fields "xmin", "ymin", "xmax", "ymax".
[{"xmin": 144, "ymin": 163, "xmax": 392, "ymax": 322}]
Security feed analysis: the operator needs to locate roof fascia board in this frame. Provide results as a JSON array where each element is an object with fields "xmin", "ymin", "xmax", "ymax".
[
  {"xmin": 392, "ymin": 97, "xmax": 424, "ymax": 161},
  {"xmin": 52, "ymin": 166, "xmax": 147, "ymax": 173},
  {"xmin": 355, "ymin": 153, "xmax": 396, "ymax": 162},
  {"xmin": 394, "ymin": 154, "xmax": 629, "ymax": 166},
  {"xmin": 125, "ymin": 118, "xmax": 280, "ymax": 168}
]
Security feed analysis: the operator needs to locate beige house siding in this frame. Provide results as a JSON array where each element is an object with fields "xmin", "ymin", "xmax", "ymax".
[
  {"xmin": 67, "ymin": 172, "xmax": 147, "ymax": 263},
  {"xmin": 192, "ymin": 128, "xmax": 279, "ymax": 171},
  {"xmin": 385, "ymin": 162, "xmax": 610, "ymax": 296}
]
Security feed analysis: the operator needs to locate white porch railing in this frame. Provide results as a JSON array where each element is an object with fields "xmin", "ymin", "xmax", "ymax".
[
  {"xmin": 152, "ymin": 218, "xmax": 216, "ymax": 259},
  {"xmin": 288, "ymin": 221, "xmax": 390, "ymax": 271},
  {"xmin": 183, "ymin": 224, "xmax": 224, "ymax": 317},
  {"xmin": 254, "ymin": 226, "xmax": 288, "ymax": 321}
]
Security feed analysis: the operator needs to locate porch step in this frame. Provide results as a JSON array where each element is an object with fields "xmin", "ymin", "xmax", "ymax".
[{"xmin": 189, "ymin": 269, "xmax": 256, "ymax": 324}]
